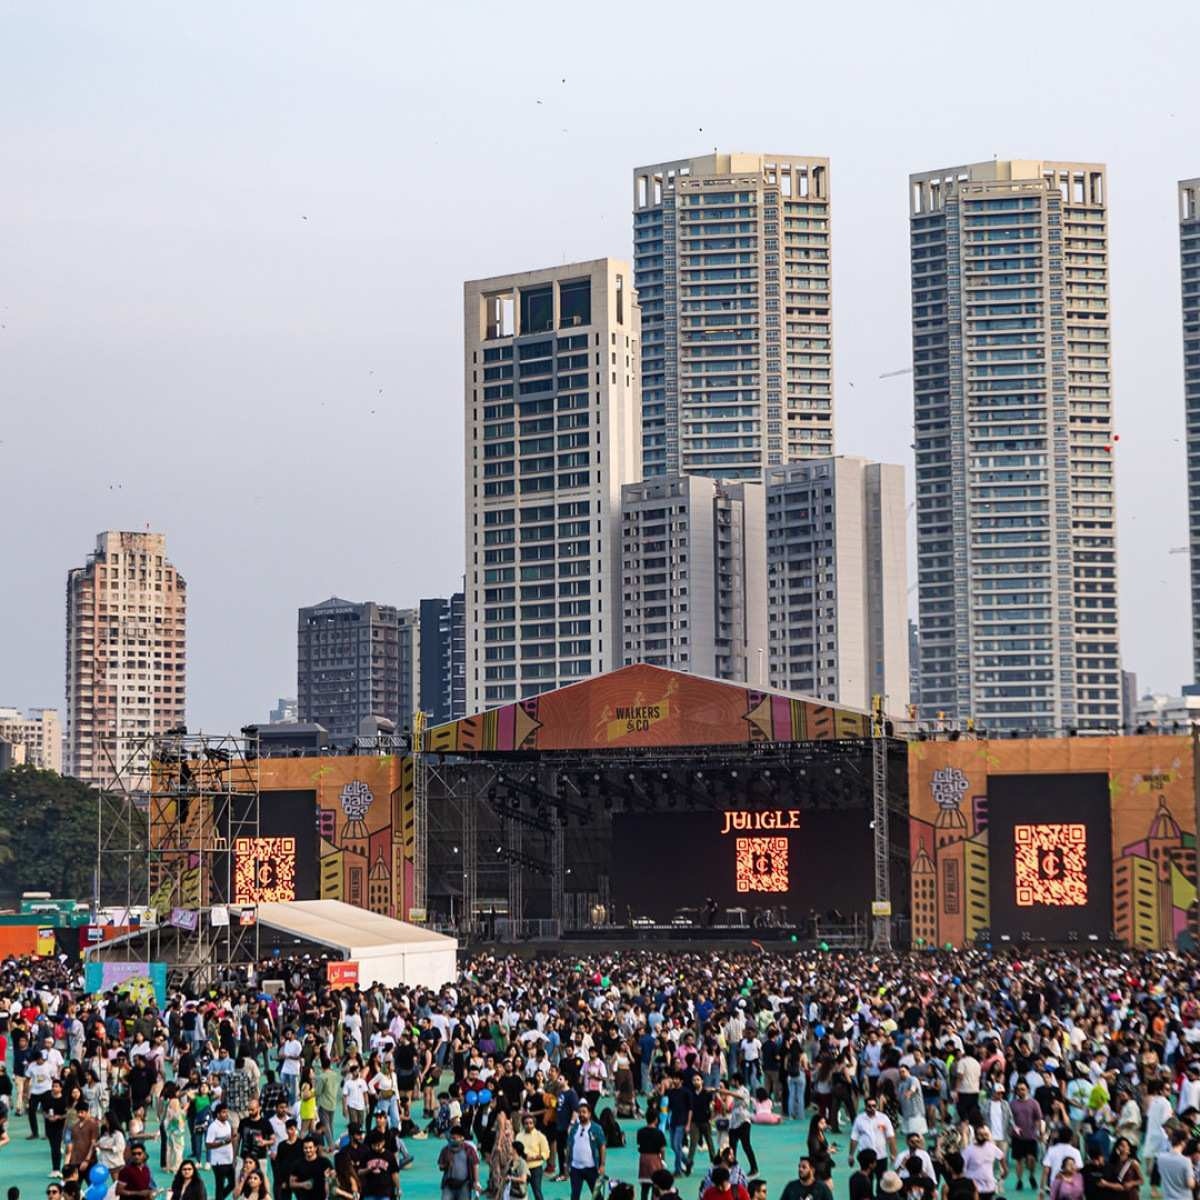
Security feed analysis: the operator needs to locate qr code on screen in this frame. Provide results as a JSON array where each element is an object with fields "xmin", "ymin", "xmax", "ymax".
[
  {"xmin": 735, "ymin": 836, "xmax": 789, "ymax": 893},
  {"xmin": 1014, "ymin": 823, "xmax": 1087, "ymax": 907}
]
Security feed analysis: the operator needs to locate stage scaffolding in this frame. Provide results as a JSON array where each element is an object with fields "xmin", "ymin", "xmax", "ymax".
[
  {"xmin": 421, "ymin": 738, "xmax": 910, "ymax": 943},
  {"xmin": 93, "ymin": 730, "xmax": 261, "ymax": 985}
]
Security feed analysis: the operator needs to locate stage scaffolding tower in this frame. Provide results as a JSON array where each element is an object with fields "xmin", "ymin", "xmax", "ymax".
[
  {"xmin": 94, "ymin": 730, "xmax": 261, "ymax": 987},
  {"xmin": 870, "ymin": 696, "xmax": 892, "ymax": 950}
]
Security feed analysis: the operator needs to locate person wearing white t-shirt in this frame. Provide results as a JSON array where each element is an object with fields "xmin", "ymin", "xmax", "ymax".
[
  {"xmin": 849, "ymin": 1097, "xmax": 897, "ymax": 1167},
  {"xmin": 278, "ymin": 1028, "xmax": 303, "ymax": 1105},
  {"xmin": 26, "ymin": 1052, "xmax": 55, "ymax": 1139},
  {"xmin": 342, "ymin": 1066, "xmax": 370, "ymax": 1128},
  {"xmin": 205, "ymin": 1101, "xmax": 236, "ymax": 1199},
  {"xmin": 962, "ymin": 1127, "xmax": 1006, "ymax": 1199},
  {"xmin": 1041, "ymin": 1129, "xmax": 1084, "ymax": 1190}
]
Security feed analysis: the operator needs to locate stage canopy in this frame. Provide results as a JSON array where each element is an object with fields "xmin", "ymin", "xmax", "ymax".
[
  {"xmin": 425, "ymin": 662, "xmax": 872, "ymax": 755},
  {"xmin": 255, "ymin": 900, "xmax": 457, "ymax": 989}
]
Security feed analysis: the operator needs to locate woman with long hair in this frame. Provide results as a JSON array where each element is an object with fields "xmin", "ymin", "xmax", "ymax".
[
  {"xmin": 170, "ymin": 1159, "xmax": 208, "ymax": 1200},
  {"xmin": 164, "ymin": 1095, "xmax": 188, "ymax": 1173},
  {"xmin": 236, "ymin": 1165, "xmax": 271, "ymax": 1200},
  {"xmin": 487, "ymin": 1102, "xmax": 516, "ymax": 1197},
  {"xmin": 807, "ymin": 1112, "xmax": 834, "ymax": 1180}
]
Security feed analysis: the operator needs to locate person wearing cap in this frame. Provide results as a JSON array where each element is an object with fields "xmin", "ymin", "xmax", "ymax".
[
  {"xmin": 206, "ymin": 1100, "xmax": 237, "ymax": 1200},
  {"xmin": 565, "ymin": 1100, "xmax": 606, "ymax": 1200},
  {"xmin": 438, "ymin": 1125, "xmax": 481, "ymax": 1200}
]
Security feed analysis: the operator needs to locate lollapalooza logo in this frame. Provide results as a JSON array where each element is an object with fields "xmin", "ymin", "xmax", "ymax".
[{"xmin": 340, "ymin": 779, "xmax": 373, "ymax": 819}]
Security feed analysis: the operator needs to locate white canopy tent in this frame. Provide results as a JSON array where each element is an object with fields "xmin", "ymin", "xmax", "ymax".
[{"xmin": 255, "ymin": 900, "xmax": 457, "ymax": 989}]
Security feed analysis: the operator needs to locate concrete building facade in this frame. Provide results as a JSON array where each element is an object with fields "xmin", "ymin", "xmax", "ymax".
[
  {"xmin": 298, "ymin": 598, "xmax": 417, "ymax": 740},
  {"xmin": 65, "ymin": 531, "xmax": 187, "ymax": 787},
  {"xmin": 633, "ymin": 153, "xmax": 833, "ymax": 480},
  {"xmin": 1180, "ymin": 180, "xmax": 1200, "ymax": 682},
  {"xmin": 910, "ymin": 160, "xmax": 1119, "ymax": 732},
  {"xmin": 619, "ymin": 475, "xmax": 767, "ymax": 683},
  {"xmin": 765, "ymin": 457, "xmax": 909, "ymax": 712},
  {"xmin": 419, "ymin": 593, "xmax": 466, "ymax": 724},
  {"xmin": 0, "ymin": 707, "xmax": 62, "ymax": 773},
  {"xmin": 464, "ymin": 259, "xmax": 641, "ymax": 712}
]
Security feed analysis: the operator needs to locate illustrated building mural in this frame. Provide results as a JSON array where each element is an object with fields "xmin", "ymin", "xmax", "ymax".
[{"xmin": 908, "ymin": 737, "xmax": 1199, "ymax": 949}]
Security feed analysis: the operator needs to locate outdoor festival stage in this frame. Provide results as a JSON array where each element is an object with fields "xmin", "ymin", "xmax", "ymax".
[{"xmin": 420, "ymin": 664, "xmax": 909, "ymax": 941}]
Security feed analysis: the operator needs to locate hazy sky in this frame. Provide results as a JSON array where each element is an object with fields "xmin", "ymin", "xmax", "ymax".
[{"xmin": 2, "ymin": 2, "xmax": 1198, "ymax": 732}]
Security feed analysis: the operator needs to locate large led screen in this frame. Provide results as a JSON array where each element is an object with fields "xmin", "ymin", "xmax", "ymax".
[
  {"xmin": 987, "ymin": 773, "xmax": 1113, "ymax": 940},
  {"xmin": 610, "ymin": 808, "xmax": 875, "ymax": 923}
]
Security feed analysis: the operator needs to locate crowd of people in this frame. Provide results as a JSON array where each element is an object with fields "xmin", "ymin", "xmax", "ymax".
[{"xmin": 2, "ymin": 946, "xmax": 1200, "ymax": 1200}]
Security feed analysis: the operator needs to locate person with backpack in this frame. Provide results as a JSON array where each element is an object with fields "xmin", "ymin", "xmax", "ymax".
[{"xmin": 439, "ymin": 1124, "xmax": 481, "ymax": 1200}]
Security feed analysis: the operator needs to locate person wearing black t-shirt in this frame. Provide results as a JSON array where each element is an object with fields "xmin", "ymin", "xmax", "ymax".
[
  {"xmin": 273, "ymin": 1121, "xmax": 307, "ymax": 1200},
  {"xmin": 43, "ymin": 1079, "xmax": 68, "ymax": 1174},
  {"xmin": 394, "ymin": 1039, "xmax": 418, "ymax": 1098},
  {"xmin": 239, "ymin": 1098, "xmax": 275, "ymax": 1167},
  {"xmin": 942, "ymin": 1153, "xmax": 978, "ymax": 1200},
  {"xmin": 560, "ymin": 1048, "xmax": 584, "ymax": 1093},
  {"xmin": 850, "ymin": 1150, "xmax": 878, "ymax": 1200},
  {"xmin": 288, "ymin": 1137, "xmax": 334, "ymax": 1200},
  {"xmin": 665, "ymin": 1074, "xmax": 694, "ymax": 1176},
  {"xmin": 637, "ymin": 1112, "xmax": 668, "ymax": 1200},
  {"xmin": 355, "ymin": 1130, "xmax": 400, "ymax": 1200}
]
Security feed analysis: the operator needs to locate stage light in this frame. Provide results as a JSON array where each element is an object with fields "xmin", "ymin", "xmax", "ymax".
[
  {"xmin": 452, "ymin": 846, "xmax": 459, "ymax": 854},
  {"xmin": 1087, "ymin": 933, "xmax": 1099, "ymax": 942},
  {"xmin": 167, "ymin": 725, "xmax": 188, "ymax": 736},
  {"xmin": 1000, "ymin": 934, "xmax": 1011, "ymax": 942}
]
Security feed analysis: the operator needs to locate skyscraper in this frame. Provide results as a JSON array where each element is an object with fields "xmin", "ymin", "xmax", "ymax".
[
  {"xmin": 297, "ymin": 598, "xmax": 416, "ymax": 740},
  {"xmin": 66, "ymin": 530, "xmax": 187, "ymax": 786},
  {"xmin": 419, "ymin": 593, "xmax": 466, "ymax": 724},
  {"xmin": 765, "ymin": 457, "xmax": 909, "ymax": 710},
  {"xmin": 1180, "ymin": 179, "xmax": 1200, "ymax": 682},
  {"xmin": 910, "ymin": 160, "xmax": 1119, "ymax": 731},
  {"xmin": 464, "ymin": 259, "xmax": 641, "ymax": 713},
  {"xmin": 619, "ymin": 475, "xmax": 767, "ymax": 682},
  {"xmin": 632, "ymin": 153, "xmax": 833, "ymax": 480}
]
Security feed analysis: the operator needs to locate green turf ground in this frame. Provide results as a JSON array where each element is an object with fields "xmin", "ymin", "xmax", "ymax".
[{"xmin": 0, "ymin": 1103, "xmax": 856, "ymax": 1198}]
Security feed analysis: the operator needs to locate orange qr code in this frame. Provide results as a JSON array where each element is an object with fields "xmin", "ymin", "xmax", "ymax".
[
  {"xmin": 1014, "ymin": 823, "xmax": 1087, "ymax": 907},
  {"xmin": 735, "ymin": 836, "xmax": 789, "ymax": 894}
]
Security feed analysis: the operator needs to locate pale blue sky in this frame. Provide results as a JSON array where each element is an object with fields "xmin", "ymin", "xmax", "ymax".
[{"xmin": 1, "ymin": 1, "xmax": 1198, "ymax": 730}]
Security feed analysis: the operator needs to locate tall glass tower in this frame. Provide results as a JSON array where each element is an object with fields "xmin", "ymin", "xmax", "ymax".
[
  {"xmin": 632, "ymin": 153, "xmax": 833, "ymax": 480},
  {"xmin": 1180, "ymin": 179, "xmax": 1200, "ymax": 682},
  {"xmin": 909, "ymin": 160, "xmax": 1120, "ymax": 732}
]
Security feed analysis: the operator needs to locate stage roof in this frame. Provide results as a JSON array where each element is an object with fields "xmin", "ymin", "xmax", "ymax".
[
  {"xmin": 425, "ymin": 663, "xmax": 871, "ymax": 755},
  {"xmin": 255, "ymin": 900, "xmax": 454, "ymax": 956}
]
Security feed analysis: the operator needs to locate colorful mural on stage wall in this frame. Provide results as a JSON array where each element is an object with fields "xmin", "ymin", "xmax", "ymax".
[
  {"xmin": 908, "ymin": 737, "xmax": 1199, "ymax": 950},
  {"xmin": 425, "ymin": 663, "xmax": 871, "ymax": 753},
  {"xmin": 260, "ymin": 756, "xmax": 415, "ymax": 920}
]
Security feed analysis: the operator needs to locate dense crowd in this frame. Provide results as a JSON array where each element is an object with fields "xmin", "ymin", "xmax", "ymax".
[{"xmin": 3, "ymin": 946, "xmax": 1200, "ymax": 1200}]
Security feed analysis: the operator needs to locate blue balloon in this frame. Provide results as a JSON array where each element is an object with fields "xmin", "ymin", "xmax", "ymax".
[
  {"xmin": 89, "ymin": 1165, "xmax": 112, "ymax": 1186},
  {"xmin": 478, "ymin": 1088, "xmax": 493, "ymax": 1104},
  {"xmin": 814, "ymin": 1024, "xmax": 825, "ymax": 1039},
  {"xmin": 465, "ymin": 1089, "xmax": 479, "ymax": 1106},
  {"xmin": 87, "ymin": 1186, "xmax": 108, "ymax": 1200}
]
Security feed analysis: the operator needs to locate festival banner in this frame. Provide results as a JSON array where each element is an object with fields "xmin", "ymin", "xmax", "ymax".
[
  {"xmin": 84, "ymin": 961, "xmax": 168, "ymax": 1008},
  {"xmin": 326, "ymin": 960, "xmax": 359, "ymax": 987},
  {"xmin": 168, "ymin": 908, "xmax": 199, "ymax": 932}
]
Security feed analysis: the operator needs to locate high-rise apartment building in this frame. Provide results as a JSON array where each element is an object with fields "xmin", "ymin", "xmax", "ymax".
[
  {"xmin": 765, "ymin": 457, "xmax": 909, "ymax": 711},
  {"xmin": 633, "ymin": 153, "xmax": 833, "ymax": 480},
  {"xmin": 297, "ymin": 598, "xmax": 417, "ymax": 739},
  {"xmin": 619, "ymin": 475, "xmax": 767, "ymax": 682},
  {"xmin": 464, "ymin": 259, "xmax": 641, "ymax": 712},
  {"xmin": 910, "ymin": 160, "xmax": 1119, "ymax": 731},
  {"xmin": 65, "ymin": 531, "xmax": 187, "ymax": 786},
  {"xmin": 419, "ymin": 593, "xmax": 466, "ymax": 724},
  {"xmin": 396, "ymin": 608, "xmax": 419, "ymax": 729},
  {"xmin": 1180, "ymin": 179, "xmax": 1200, "ymax": 682},
  {"xmin": 0, "ymin": 707, "xmax": 62, "ymax": 773}
]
